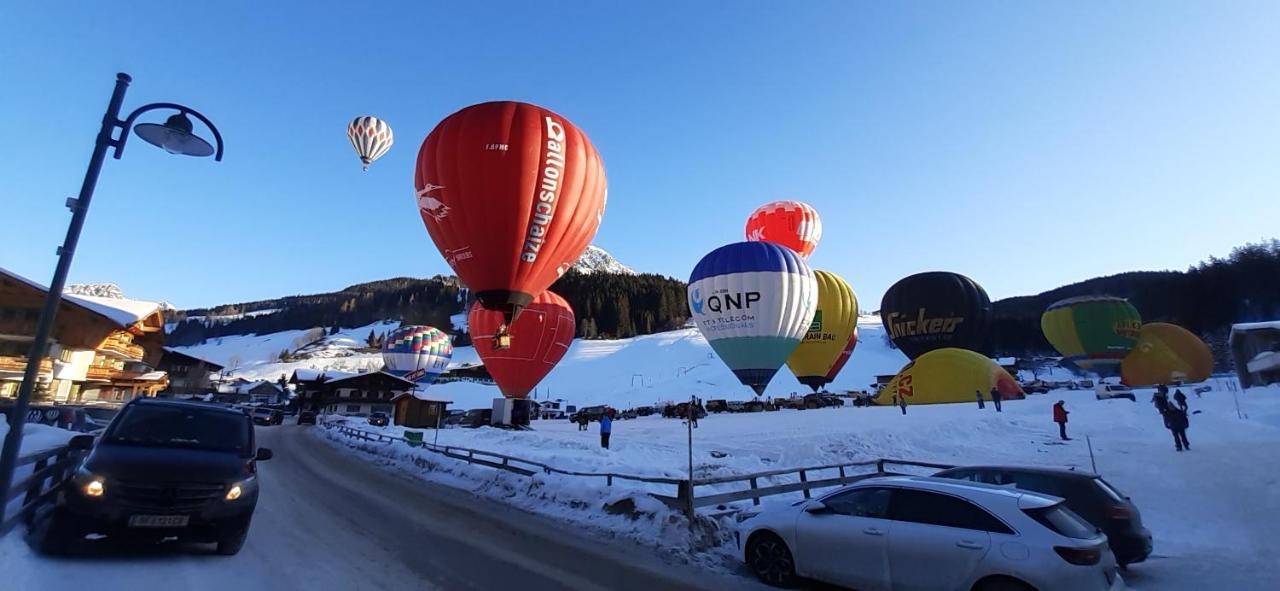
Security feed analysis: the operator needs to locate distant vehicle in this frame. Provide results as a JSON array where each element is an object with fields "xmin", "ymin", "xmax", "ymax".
[
  {"xmin": 1021, "ymin": 380, "xmax": 1052, "ymax": 395},
  {"xmin": 367, "ymin": 412, "xmax": 390, "ymax": 427},
  {"xmin": 634, "ymin": 406, "xmax": 656, "ymax": 417},
  {"xmin": 726, "ymin": 401, "xmax": 748, "ymax": 413},
  {"xmin": 31, "ymin": 398, "xmax": 272, "ymax": 556},
  {"xmin": 1076, "ymin": 379, "xmax": 1095, "ymax": 389},
  {"xmin": 737, "ymin": 476, "xmax": 1122, "ymax": 590},
  {"xmin": 460, "ymin": 408, "xmax": 492, "ymax": 428},
  {"xmin": 443, "ymin": 409, "xmax": 466, "ymax": 427},
  {"xmin": 297, "ymin": 410, "xmax": 317, "ymax": 425},
  {"xmin": 934, "ymin": 465, "xmax": 1153, "ymax": 566},
  {"xmin": 705, "ymin": 399, "xmax": 729, "ymax": 413},
  {"xmin": 1095, "ymin": 384, "xmax": 1137, "ymax": 401},
  {"xmin": 742, "ymin": 400, "xmax": 767, "ymax": 413},
  {"xmin": 620, "ymin": 409, "xmax": 639, "ymax": 420},
  {"xmin": 571, "ymin": 405, "xmax": 609, "ymax": 423},
  {"xmin": 662, "ymin": 402, "xmax": 707, "ymax": 419},
  {"xmin": 250, "ymin": 408, "xmax": 284, "ymax": 426}
]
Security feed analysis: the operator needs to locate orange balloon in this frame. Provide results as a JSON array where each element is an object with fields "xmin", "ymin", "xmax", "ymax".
[{"xmin": 1121, "ymin": 323, "xmax": 1213, "ymax": 386}]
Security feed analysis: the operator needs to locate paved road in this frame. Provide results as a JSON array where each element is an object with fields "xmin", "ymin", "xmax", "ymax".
[{"xmin": 4, "ymin": 425, "xmax": 758, "ymax": 590}]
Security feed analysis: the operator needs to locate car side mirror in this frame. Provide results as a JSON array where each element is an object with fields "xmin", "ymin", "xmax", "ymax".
[
  {"xmin": 68, "ymin": 434, "xmax": 95, "ymax": 450},
  {"xmin": 256, "ymin": 447, "xmax": 274, "ymax": 461},
  {"xmin": 804, "ymin": 501, "xmax": 832, "ymax": 515}
]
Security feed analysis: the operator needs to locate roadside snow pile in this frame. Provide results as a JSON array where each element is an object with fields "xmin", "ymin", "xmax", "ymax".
[{"xmin": 320, "ymin": 382, "xmax": 1280, "ymax": 589}]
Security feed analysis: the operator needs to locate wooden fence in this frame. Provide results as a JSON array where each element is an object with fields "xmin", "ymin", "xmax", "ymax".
[
  {"xmin": 1, "ymin": 444, "xmax": 84, "ymax": 536},
  {"xmin": 326, "ymin": 422, "xmax": 954, "ymax": 521}
]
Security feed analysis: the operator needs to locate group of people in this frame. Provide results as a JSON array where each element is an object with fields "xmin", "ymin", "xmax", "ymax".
[{"xmin": 1153, "ymin": 385, "xmax": 1192, "ymax": 451}]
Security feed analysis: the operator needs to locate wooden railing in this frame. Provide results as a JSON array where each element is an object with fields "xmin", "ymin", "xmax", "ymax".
[
  {"xmin": 1, "ymin": 444, "xmax": 85, "ymax": 536},
  {"xmin": 100, "ymin": 340, "xmax": 144, "ymax": 360},
  {"xmin": 0, "ymin": 357, "xmax": 52, "ymax": 374},
  {"xmin": 85, "ymin": 366, "xmax": 118, "ymax": 380},
  {"xmin": 325, "ymin": 421, "xmax": 956, "ymax": 523}
]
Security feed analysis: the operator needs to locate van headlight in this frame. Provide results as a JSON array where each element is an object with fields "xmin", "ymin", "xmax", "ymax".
[
  {"xmin": 225, "ymin": 477, "xmax": 256, "ymax": 501},
  {"xmin": 74, "ymin": 467, "xmax": 106, "ymax": 498}
]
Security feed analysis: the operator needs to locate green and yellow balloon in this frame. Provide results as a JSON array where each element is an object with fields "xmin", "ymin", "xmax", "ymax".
[{"xmin": 1041, "ymin": 296, "xmax": 1142, "ymax": 373}]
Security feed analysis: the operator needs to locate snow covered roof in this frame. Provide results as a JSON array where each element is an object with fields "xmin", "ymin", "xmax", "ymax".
[
  {"xmin": 0, "ymin": 266, "xmax": 162, "ymax": 329},
  {"xmin": 162, "ymin": 347, "xmax": 225, "ymax": 370},
  {"xmin": 393, "ymin": 392, "xmax": 453, "ymax": 403},
  {"xmin": 1231, "ymin": 321, "xmax": 1280, "ymax": 333},
  {"xmin": 290, "ymin": 368, "xmax": 356, "ymax": 382},
  {"xmin": 324, "ymin": 371, "xmax": 415, "ymax": 387},
  {"xmin": 239, "ymin": 380, "xmax": 283, "ymax": 394}
]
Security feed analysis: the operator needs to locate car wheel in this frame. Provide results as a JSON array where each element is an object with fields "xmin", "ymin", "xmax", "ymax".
[
  {"xmin": 30, "ymin": 507, "xmax": 78, "ymax": 556},
  {"xmin": 216, "ymin": 528, "xmax": 249, "ymax": 556},
  {"xmin": 973, "ymin": 575, "xmax": 1036, "ymax": 591},
  {"xmin": 746, "ymin": 532, "xmax": 797, "ymax": 587}
]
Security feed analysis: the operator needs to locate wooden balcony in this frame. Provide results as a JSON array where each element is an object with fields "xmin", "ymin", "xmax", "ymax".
[
  {"xmin": 0, "ymin": 355, "xmax": 52, "ymax": 375},
  {"xmin": 85, "ymin": 366, "xmax": 119, "ymax": 381},
  {"xmin": 99, "ymin": 339, "xmax": 144, "ymax": 361}
]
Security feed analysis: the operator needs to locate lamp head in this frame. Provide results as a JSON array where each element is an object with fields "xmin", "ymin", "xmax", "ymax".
[{"xmin": 134, "ymin": 112, "xmax": 214, "ymax": 157}]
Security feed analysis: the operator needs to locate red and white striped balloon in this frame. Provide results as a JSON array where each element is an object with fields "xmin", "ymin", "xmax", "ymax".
[{"xmin": 745, "ymin": 200, "xmax": 823, "ymax": 258}]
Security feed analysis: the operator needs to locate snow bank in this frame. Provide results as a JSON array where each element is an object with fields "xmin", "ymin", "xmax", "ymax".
[{"xmin": 323, "ymin": 381, "xmax": 1280, "ymax": 589}]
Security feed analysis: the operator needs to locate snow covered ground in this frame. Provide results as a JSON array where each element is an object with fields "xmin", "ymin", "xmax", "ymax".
[{"xmin": 321, "ymin": 381, "xmax": 1280, "ymax": 589}]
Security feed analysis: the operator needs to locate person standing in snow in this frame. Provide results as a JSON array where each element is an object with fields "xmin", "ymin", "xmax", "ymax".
[
  {"xmin": 1053, "ymin": 400, "xmax": 1070, "ymax": 441},
  {"xmin": 991, "ymin": 387, "xmax": 1003, "ymax": 412},
  {"xmin": 975, "ymin": 390, "xmax": 986, "ymax": 409},
  {"xmin": 1173, "ymin": 389, "xmax": 1188, "ymax": 412},
  {"xmin": 599, "ymin": 409, "xmax": 613, "ymax": 449},
  {"xmin": 1164, "ymin": 405, "xmax": 1190, "ymax": 451},
  {"xmin": 898, "ymin": 392, "xmax": 908, "ymax": 415},
  {"xmin": 1152, "ymin": 386, "xmax": 1170, "ymax": 416}
]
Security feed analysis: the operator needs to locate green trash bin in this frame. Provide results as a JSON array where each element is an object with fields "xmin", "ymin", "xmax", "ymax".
[{"xmin": 403, "ymin": 430, "xmax": 424, "ymax": 448}]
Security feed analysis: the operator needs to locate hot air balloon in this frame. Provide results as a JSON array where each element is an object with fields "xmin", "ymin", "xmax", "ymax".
[
  {"xmin": 824, "ymin": 327, "xmax": 859, "ymax": 385},
  {"xmin": 880, "ymin": 272, "xmax": 992, "ymax": 360},
  {"xmin": 381, "ymin": 325, "xmax": 453, "ymax": 387},
  {"xmin": 880, "ymin": 348, "xmax": 1024, "ymax": 405},
  {"xmin": 786, "ymin": 271, "xmax": 859, "ymax": 391},
  {"xmin": 745, "ymin": 201, "xmax": 823, "ymax": 258},
  {"xmin": 415, "ymin": 102, "xmax": 606, "ymax": 345},
  {"xmin": 1121, "ymin": 323, "xmax": 1214, "ymax": 386},
  {"xmin": 688, "ymin": 242, "xmax": 817, "ymax": 395},
  {"xmin": 469, "ymin": 290, "xmax": 575, "ymax": 399},
  {"xmin": 347, "ymin": 116, "xmax": 393, "ymax": 171},
  {"xmin": 1041, "ymin": 296, "xmax": 1142, "ymax": 373}
]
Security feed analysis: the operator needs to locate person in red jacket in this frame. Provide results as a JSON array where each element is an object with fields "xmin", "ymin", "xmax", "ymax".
[{"xmin": 1053, "ymin": 400, "xmax": 1071, "ymax": 441}]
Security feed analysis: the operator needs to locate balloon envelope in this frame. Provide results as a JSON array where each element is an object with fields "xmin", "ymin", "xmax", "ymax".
[
  {"xmin": 880, "ymin": 272, "xmax": 992, "ymax": 360},
  {"xmin": 469, "ymin": 290, "xmax": 575, "ymax": 399},
  {"xmin": 381, "ymin": 325, "xmax": 452, "ymax": 385},
  {"xmin": 1121, "ymin": 323, "xmax": 1213, "ymax": 386},
  {"xmin": 745, "ymin": 201, "xmax": 822, "ymax": 258},
  {"xmin": 415, "ymin": 102, "xmax": 606, "ymax": 325},
  {"xmin": 347, "ymin": 116, "xmax": 393, "ymax": 171},
  {"xmin": 880, "ymin": 348, "xmax": 1024, "ymax": 405},
  {"xmin": 786, "ymin": 271, "xmax": 859, "ymax": 391},
  {"xmin": 1041, "ymin": 296, "xmax": 1141, "ymax": 373},
  {"xmin": 688, "ymin": 242, "xmax": 817, "ymax": 395}
]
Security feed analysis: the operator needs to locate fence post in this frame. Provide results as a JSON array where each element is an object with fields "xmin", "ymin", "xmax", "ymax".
[
  {"xmin": 679, "ymin": 480, "xmax": 696, "ymax": 528},
  {"xmin": 838, "ymin": 465, "xmax": 847, "ymax": 479},
  {"xmin": 467, "ymin": 450, "xmax": 474, "ymax": 464},
  {"xmin": 23, "ymin": 457, "xmax": 48, "ymax": 510},
  {"xmin": 750, "ymin": 477, "xmax": 760, "ymax": 506},
  {"xmin": 877, "ymin": 459, "xmax": 885, "ymax": 474},
  {"xmin": 799, "ymin": 469, "xmax": 810, "ymax": 499},
  {"xmin": 607, "ymin": 474, "xmax": 613, "ymax": 487}
]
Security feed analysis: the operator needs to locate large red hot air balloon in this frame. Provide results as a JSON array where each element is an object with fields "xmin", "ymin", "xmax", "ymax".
[
  {"xmin": 745, "ymin": 200, "xmax": 823, "ymax": 258},
  {"xmin": 416, "ymin": 102, "xmax": 606, "ymax": 340},
  {"xmin": 469, "ymin": 290, "xmax": 575, "ymax": 399}
]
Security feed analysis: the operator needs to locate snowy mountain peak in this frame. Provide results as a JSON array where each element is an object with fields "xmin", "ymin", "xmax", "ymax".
[
  {"xmin": 572, "ymin": 245, "xmax": 635, "ymax": 275},
  {"xmin": 67, "ymin": 283, "xmax": 126, "ymax": 299}
]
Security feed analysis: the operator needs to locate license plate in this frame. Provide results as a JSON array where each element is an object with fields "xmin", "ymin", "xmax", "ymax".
[{"xmin": 128, "ymin": 514, "xmax": 189, "ymax": 528}]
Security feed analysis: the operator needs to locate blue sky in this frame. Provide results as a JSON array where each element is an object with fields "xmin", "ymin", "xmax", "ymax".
[{"xmin": 2, "ymin": 2, "xmax": 1277, "ymax": 310}]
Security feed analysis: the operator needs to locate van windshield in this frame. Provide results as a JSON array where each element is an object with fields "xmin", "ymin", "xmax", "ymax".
[{"xmin": 104, "ymin": 405, "xmax": 251, "ymax": 455}]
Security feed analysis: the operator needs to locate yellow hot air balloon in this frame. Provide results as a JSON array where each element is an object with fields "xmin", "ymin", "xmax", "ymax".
[
  {"xmin": 787, "ymin": 271, "xmax": 859, "ymax": 391},
  {"xmin": 1121, "ymin": 323, "xmax": 1214, "ymax": 386},
  {"xmin": 879, "ymin": 348, "xmax": 1025, "ymax": 405}
]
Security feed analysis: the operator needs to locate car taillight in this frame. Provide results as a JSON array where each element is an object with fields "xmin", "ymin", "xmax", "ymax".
[
  {"xmin": 1107, "ymin": 506, "xmax": 1133, "ymax": 520},
  {"xmin": 1054, "ymin": 545, "xmax": 1102, "ymax": 566}
]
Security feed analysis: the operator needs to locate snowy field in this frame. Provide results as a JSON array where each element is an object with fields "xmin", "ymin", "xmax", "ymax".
[{"xmin": 321, "ymin": 382, "xmax": 1280, "ymax": 590}]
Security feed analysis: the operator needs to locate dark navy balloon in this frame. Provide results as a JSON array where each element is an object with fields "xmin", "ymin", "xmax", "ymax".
[{"xmin": 879, "ymin": 272, "xmax": 992, "ymax": 359}]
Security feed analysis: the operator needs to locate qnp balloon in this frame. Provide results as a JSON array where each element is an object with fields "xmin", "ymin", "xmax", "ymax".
[
  {"xmin": 688, "ymin": 242, "xmax": 817, "ymax": 395},
  {"xmin": 786, "ymin": 270, "xmax": 859, "ymax": 391},
  {"xmin": 415, "ymin": 102, "xmax": 606, "ymax": 327},
  {"xmin": 1041, "ymin": 296, "xmax": 1141, "ymax": 373},
  {"xmin": 470, "ymin": 290, "xmax": 575, "ymax": 399},
  {"xmin": 745, "ymin": 201, "xmax": 823, "ymax": 258},
  {"xmin": 880, "ymin": 272, "xmax": 992, "ymax": 359},
  {"xmin": 347, "ymin": 116, "xmax": 393, "ymax": 171},
  {"xmin": 381, "ymin": 325, "xmax": 453, "ymax": 386},
  {"xmin": 880, "ymin": 348, "xmax": 1024, "ymax": 406},
  {"xmin": 1121, "ymin": 322, "xmax": 1214, "ymax": 386}
]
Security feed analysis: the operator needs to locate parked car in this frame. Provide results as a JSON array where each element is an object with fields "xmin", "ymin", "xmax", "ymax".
[
  {"xmin": 460, "ymin": 408, "xmax": 492, "ymax": 428},
  {"xmin": 737, "ymin": 476, "xmax": 1122, "ymax": 590},
  {"xmin": 662, "ymin": 402, "xmax": 707, "ymax": 419},
  {"xmin": 705, "ymin": 399, "xmax": 729, "ymax": 414},
  {"xmin": 1095, "ymin": 384, "xmax": 1137, "ymax": 401},
  {"xmin": 571, "ymin": 405, "xmax": 609, "ymax": 423},
  {"xmin": 1021, "ymin": 380, "xmax": 1052, "ymax": 395},
  {"xmin": 31, "ymin": 398, "xmax": 272, "ymax": 556},
  {"xmin": 250, "ymin": 408, "xmax": 284, "ymax": 426},
  {"xmin": 634, "ymin": 406, "xmax": 656, "ymax": 417},
  {"xmin": 367, "ymin": 412, "xmax": 390, "ymax": 427},
  {"xmin": 620, "ymin": 409, "xmax": 639, "ymax": 420},
  {"xmin": 443, "ymin": 409, "xmax": 467, "ymax": 427},
  {"xmin": 296, "ymin": 410, "xmax": 317, "ymax": 425},
  {"xmin": 934, "ymin": 465, "xmax": 1153, "ymax": 566}
]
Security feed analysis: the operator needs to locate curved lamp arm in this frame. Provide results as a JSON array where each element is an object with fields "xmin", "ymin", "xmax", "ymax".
[{"xmin": 113, "ymin": 102, "xmax": 225, "ymax": 161}]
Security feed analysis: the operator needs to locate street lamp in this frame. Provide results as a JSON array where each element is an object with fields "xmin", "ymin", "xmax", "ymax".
[{"xmin": 0, "ymin": 73, "xmax": 224, "ymax": 508}]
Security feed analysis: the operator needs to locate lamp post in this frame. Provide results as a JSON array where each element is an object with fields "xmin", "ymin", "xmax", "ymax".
[{"xmin": 0, "ymin": 73, "xmax": 223, "ymax": 505}]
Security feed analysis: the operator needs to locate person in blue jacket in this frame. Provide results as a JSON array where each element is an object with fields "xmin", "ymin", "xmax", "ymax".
[{"xmin": 599, "ymin": 409, "xmax": 613, "ymax": 449}]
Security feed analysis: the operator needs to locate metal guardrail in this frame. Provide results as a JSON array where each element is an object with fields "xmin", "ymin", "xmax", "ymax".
[
  {"xmin": 325, "ymin": 421, "xmax": 955, "ymax": 522},
  {"xmin": 1, "ymin": 444, "xmax": 84, "ymax": 536}
]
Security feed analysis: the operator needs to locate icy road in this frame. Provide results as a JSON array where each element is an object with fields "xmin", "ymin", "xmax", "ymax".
[{"xmin": 1, "ymin": 425, "xmax": 758, "ymax": 591}]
